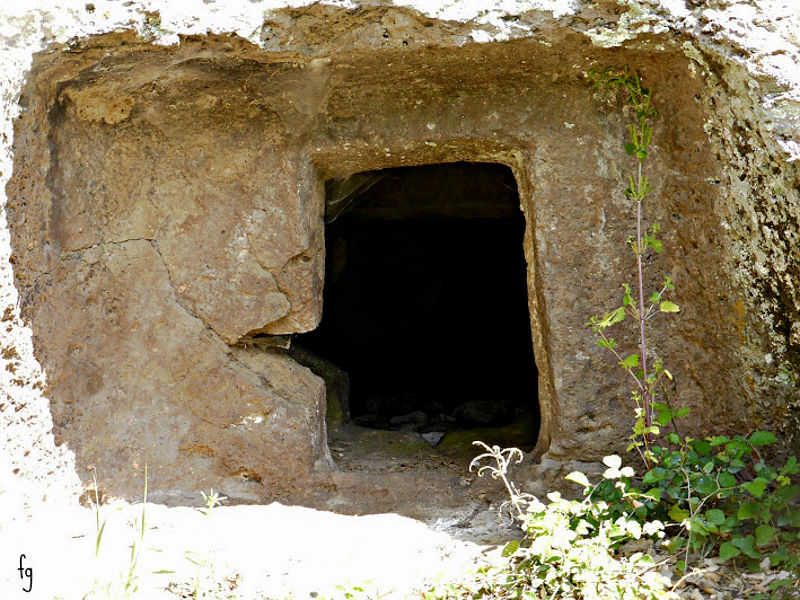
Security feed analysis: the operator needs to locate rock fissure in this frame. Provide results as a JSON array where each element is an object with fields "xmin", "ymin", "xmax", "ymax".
[
  {"xmin": 61, "ymin": 236, "xmax": 156, "ymax": 257},
  {"xmin": 148, "ymin": 238, "xmax": 220, "ymax": 340},
  {"xmin": 3, "ymin": 0, "xmax": 800, "ymax": 511},
  {"xmin": 225, "ymin": 348, "xmax": 278, "ymax": 398}
]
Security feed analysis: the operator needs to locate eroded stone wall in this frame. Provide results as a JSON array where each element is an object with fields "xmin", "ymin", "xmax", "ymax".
[{"xmin": 2, "ymin": 1, "xmax": 800, "ymax": 507}]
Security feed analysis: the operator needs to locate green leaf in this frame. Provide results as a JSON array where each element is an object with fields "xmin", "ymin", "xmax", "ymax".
[
  {"xmin": 643, "ymin": 467, "xmax": 666, "ymax": 485},
  {"xmin": 748, "ymin": 431, "xmax": 777, "ymax": 446},
  {"xmin": 644, "ymin": 488, "xmax": 662, "ymax": 501},
  {"xmin": 502, "ymin": 539, "xmax": 519, "ymax": 557},
  {"xmin": 565, "ymin": 471, "xmax": 591, "ymax": 488},
  {"xmin": 694, "ymin": 476, "xmax": 717, "ymax": 496},
  {"xmin": 656, "ymin": 408, "xmax": 673, "ymax": 426},
  {"xmin": 726, "ymin": 437, "xmax": 749, "ymax": 457},
  {"xmin": 718, "ymin": 471, "xmax": 737, "ymax": 488},
  {"xmin": 733, "ymin": 535, "xmax": 761, "ymax": 559},
  {"xmin": 603, "ymin": 306, "xmax": 626, "ymax": 328},
  {"xmin": 686, "ymin": 515, "xmax": 710, "ymax": 536},
  {"xmin": 622, "ymin": 283, "xmax": 634, "ymax": 307},
  {"xmin": 791, "ymin": 508, "xmax": 800, "ymax": 528},
  {"xmin": 718, "ymin": 541, "xmax": 741, "ymax": 561},
  {"xmin": 738, "ymin": 501, "xmax": 762, "ymax": 520},
  {"xmin": 743, "ymin": 478, "xmax": 768, "ymax": 499},
  {"xmin": 690, "ymin": 439, "xmax": 712, "ymax": 456},
  {"xmin": 777, "ymin": 484, "xmax": 799, "ymax": 502},
  {"xmin": 780, "ymin": 455, "xmax": 798, "ymax": 475},
  {"xmin": 668, "ymin": 504, "xmax": 689, "ymax": 522},
  {"xmin": 659, "ymin": 300, "xmax": 680, "ymax": 313},
  {"xmin": 675, "ymin": 407, "xmax": 690, "ymax": 418},
  {"xmin": 705, "ymin": 509, "xmax": 725, "ymax": 526},
  {"xmin": 770, "ymin": 546, "xmax": 790, "ymax": 567},
  {"xmin": 95, "ymin": 521, "xmax": 106, "ymax": 557},
  {"xmin": 643, "ymin": 127, "xmax": 653, "ymax": 148},
  {"xmin": 624, "ymin": 142, "xmax": 636, "ymax": 156},
  {"xmin": 755, "ymin": 525, "xmax": 776, "ymax": 547},
  {"xmin": 667, "ymin": 536, "xmax": 685, "ymax": 553},
  {"xmin": 620, "ymin": 354, "xmax": 640, "ymax": 369}
]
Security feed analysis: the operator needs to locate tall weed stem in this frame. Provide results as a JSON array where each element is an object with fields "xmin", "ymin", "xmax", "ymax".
[
  {"xmin": 587, "ymin": 66, "xmax": 679, "ymax": 467},
  {"xmin": 636, "ymin": 161, "xmax": 650, "ymax": 429}
]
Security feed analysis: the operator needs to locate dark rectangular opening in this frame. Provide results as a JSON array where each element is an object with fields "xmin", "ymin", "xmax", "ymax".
[{"xmin": 294, "ymin": 162, "xmax": 539, "ymax": 458}]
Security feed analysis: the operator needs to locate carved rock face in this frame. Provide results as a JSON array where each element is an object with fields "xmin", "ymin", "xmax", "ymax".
[{"xmin": 6, "ymin": 4, "xmax": 790, "ymax": 505}]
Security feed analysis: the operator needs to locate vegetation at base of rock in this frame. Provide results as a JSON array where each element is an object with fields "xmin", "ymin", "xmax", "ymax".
[
  {"xmin": 86, "ymin": 466, "xmax": 148, "ymax": 599},
  {"xmin": 424, "ymin": 67, "xmax": 800, "ymax": 599},
  {"xmin": 428, "ymin": 441, "xmax": 799, "ymax": 599},
  {"xmin": 84, "ymin": 480, "xmax": 243, "ymax": 600},
  {"xmin": 593, "ymin": 415, "xmax": 800, "ymax": 576},
  {"xmin": 582, "ymin": 65, "xmax": 800, "ymax": 583},
  {"xmin": 181, "ymin": 489, "xmax": 230, "ymax": 600},
  {"xmin": 585, "ymin": 64, "xmax": 678, "ymax": 457},
  {"xmin": 425, "ymin": 445, "xmax": 677, "ymax": 600}
]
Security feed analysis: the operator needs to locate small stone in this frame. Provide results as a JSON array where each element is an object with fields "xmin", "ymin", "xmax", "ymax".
[
  {"xmin": 453, "ymin": 399, "xmax": 514, "ymax": 427},
  {"xmin": 422, "ymin": 431, "xmax": 444, "ymax": 446},
  {"xmin": 389, "ymin": 410, "xmax": 429, "ymax": 429}
]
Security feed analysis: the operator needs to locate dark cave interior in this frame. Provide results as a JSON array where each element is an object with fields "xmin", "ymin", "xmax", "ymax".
[{"xmin": 295, "ymin": 162, "xmax": 539, "ymax": 446}]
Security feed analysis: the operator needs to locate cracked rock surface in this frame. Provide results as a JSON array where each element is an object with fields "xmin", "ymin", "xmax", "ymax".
[{"xmin": 1, "ymin": 0, "xmax": 800, "ymax": 513}]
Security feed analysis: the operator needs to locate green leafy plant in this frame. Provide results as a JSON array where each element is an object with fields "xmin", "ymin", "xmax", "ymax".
[
  {"xmin": 125, "ymin": 464, "xmax": 148, "ymax": 595},
  {"xmin": 591, "ymin": 413, "xmax": 800, "ymax": 575},
  {"xmin": 446, "ymin": 446, "xmax": 676, "ymax": 600},
  {"xmin": 161, "ymin": 488, "xmax": 243, "ymax": 599},
  {"xmin": 584, "ymin": 66, "xmax": 800, "ymax": 588},
  {"xmin": 428, "ymin": 64, "xmax": 800, "ymax": 600},
  {"xmin": 332, "ymin": 583, "xmax": 383, "ymax": 599},
  {"xmin": 586, "ymin": 65, "xmax": 679, "ymax": 465},
  {"xmin": 334, "ymin": 584, "xmax": 366, "ymax": 599}
]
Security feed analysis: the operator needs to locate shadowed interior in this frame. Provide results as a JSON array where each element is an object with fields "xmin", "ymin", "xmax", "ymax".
[{"xmin": 296, "ymin": 162, "xmax": 539, "ymax": 446}]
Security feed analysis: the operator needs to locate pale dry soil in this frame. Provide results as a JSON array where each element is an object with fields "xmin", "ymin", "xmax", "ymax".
[
  {"xmin": 0, "ymin": 426, "xmax": 795, "ymax": 600},
  {"xmin": 0, "ymin": 498, "xmax": 510, "ymax": 600},
  {"xmin": 1, "ymin": 490, "xmax": 793, "ymax": 600},
  {"xmin": 0, "ymin": 429, "xmax": 520, "ymax": 600}
]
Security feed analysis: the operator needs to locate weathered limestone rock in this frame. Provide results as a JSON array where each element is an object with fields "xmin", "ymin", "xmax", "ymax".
[
  {"xmin": 4, "ymin": 27, "xmax": 735, "ymax": 497},
  {"xmin": 26, "ymin": 237, "xmax": 328, "ymax": 501},
  {"xmin": 1, "ymin": 1, "xmax": 799, "ymax": 507}
]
